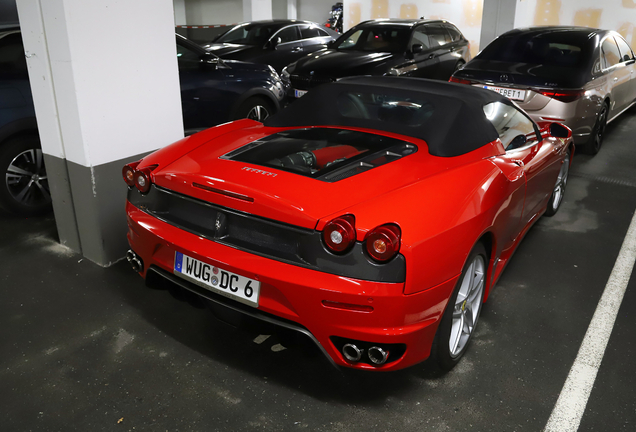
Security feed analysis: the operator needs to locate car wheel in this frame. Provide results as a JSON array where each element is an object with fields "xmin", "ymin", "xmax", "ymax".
[
  {"xmin": 431, "ymin": 242, "xmax": 487, "ymax": 371},
  {"xmin": 234, "ymin": 97, "xmax": 274, "ymax": 122},
  {"xmin": 544, "ymin": 149, "xmax": 571, "ymax": 217},
  {"xmin": 582, "ymin": 102, "xmax": 608, "ymax": 155},
  {"xmin": 0, "ymin": 135, "xmax": 52, "ymax": 216}
]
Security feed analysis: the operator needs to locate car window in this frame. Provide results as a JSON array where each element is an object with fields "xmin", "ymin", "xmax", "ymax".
[
  {"xmin": 411, "ymin": 27, "xmax": 431, "ymax": 50},
  {"xmin": 478, "ymin": 33, "xmax": 591, "ymax": 68},
  {"xmin": 176, "ymin": 42, "xmax": 201, "ymax": 62},
  {"xmin": 276, "ymin": 26, "xmax": 300, "ymax": 43},
  {"xmin": 334, "ymin": 26, "xmax": 410, "ymax": 52},
  {"xmin": 601, "ymin": 37, "xmax": 621, "ymax": 69},
  {"xmin": 614, "ymin": 35, "xmax": 634, "ymax": 62},
  {"xmin": 425, "ymin": 24, "xmax": 451, "ymax": 47},
  {"xmin": 444, "ymin": 25, "xmax": 462, "ymax": 42},
  {"xmin": 0, "ymin": 33, "xmax": 27, "ymax": 76},
  {"xmin": 300, "ymin": 25, "xmax": 324, "ymax": 39},
  {"xmin": 216, "ymin": 24, "xmax": 276, "ymax": 45},
  {"xmin": 483, "ymin": 102, "xmax": 538, "ymax": 150}
]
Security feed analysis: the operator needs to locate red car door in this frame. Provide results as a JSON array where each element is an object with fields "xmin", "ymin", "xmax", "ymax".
[{"xmin": 509, "ymin": 138, "xmax": 562, "ymax": 223}]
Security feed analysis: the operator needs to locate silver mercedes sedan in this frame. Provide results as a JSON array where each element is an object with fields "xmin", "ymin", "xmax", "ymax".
[{"xmin": 451, "ymin": 26, "xmax": 636, "ymax": 155}]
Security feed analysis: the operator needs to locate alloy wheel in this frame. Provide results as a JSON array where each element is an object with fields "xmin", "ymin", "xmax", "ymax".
[
  {"xmin": 551, "ymin": 152, "xmax": 570, "ymax": 212},
  {"xmin": 593, "ymin": 105, "xmax": 607, "ymax": 153},
  {"xmin": 449, "ymin": 254, "xmax": 485, "ymax": 357},
  {"xmin": 5, "ymin": 148, "xmax": 51, "ymax": 207},
  {"xmin": 247, "ymin": 105, "xmax": 270, "ymax": 122}
]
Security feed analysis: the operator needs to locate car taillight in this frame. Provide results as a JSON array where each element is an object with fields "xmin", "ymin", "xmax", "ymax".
[
  {"xmin": 365, "ymin": 224, "xmax": 401, "ymax": 262},
  {"xmin": 122, "ymin": 162, "xmax": 139, "ymax": 186},
  {"xmin": 536, "ymin": 89, "xmax": 584, "ymax": 103},
  {"xmin": 123, "ymin": 162, "xmax": 157, "ymax": 194},
  {"xmin": 449, "ymin": 76, "xmax": 474, "ymax": 85},
  {"xmin": 323, "ymin": 215, "xmax": 356, "ymax": 253},
  {"xmin": 134, "ymin": 167, "xmax": 153, "ymax": 194}
]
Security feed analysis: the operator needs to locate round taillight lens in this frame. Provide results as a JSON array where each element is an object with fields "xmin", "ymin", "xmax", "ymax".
[
  {"xmin": 365, "ymin": 224, "xmax": 401, "ymax": 262},
  {"xmin": 122, "ymin": 162, "xmax": 139, "ymax": 186},
  {"xmin": 322, "ymin": 215, "xmax": 356, "ymax": 253},
  {"xmin": 135, "ymin": 168, "xmax": 152, "ymax": 194}
]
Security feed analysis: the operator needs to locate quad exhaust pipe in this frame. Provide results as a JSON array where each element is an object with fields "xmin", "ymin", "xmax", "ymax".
[
  {"xmin": 367, "ymin": 346, "xmax": 389, "ymax": 365},
  {"xmin": 126, "ymin": 250, "xmax": 143, "ymax": 273},
  {"xmin": 342, "ymin": 343, "xmax": 363, "ymax": 362},
  {"xmin": 341, "ymin": 343, "xmax": 389, "ymax": 365}
]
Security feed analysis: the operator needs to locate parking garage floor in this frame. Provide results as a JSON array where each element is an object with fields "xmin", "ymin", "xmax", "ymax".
[{"xmin": 1, "ymin": 107, "xmax": 635, "ymax": 432}]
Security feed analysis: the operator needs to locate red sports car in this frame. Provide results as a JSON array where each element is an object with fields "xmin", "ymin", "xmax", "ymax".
[{"xmin": 123, "ymin": 77, "xmax": 573, "ymax": 371}]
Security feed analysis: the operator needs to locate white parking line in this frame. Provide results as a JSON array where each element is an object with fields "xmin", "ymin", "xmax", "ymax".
[{"xmin": 544, "ymin": 210, "xmax": 636, "ymax": 432}]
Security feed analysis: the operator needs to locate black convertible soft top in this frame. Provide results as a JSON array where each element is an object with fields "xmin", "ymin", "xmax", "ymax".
[{"xmin": 265, "ymin": 76, "xmax": 512, "ymax": 157}]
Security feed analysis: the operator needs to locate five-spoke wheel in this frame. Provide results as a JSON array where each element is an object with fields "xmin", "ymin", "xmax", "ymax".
[{"xmin": 431, "ymin": 242, "xmax": 487, "ymax": 371}]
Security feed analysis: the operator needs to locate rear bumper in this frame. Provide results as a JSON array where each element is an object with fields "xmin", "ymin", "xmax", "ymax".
[{"xmin": 126, "ymin": 201, "xmax": 458, "ymax": 371}]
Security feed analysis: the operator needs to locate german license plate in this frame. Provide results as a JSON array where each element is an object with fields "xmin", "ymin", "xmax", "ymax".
[
  {"xmin": 483, "ymin": 85, "xmax": 526, "ymax": 101},
  {"xmin": 294, "ymin": 89, "xmax": 308, "ymax": 98},
  {"xmin": 174, "ymin": 252, "xmax": 260, "ymax": 307}
]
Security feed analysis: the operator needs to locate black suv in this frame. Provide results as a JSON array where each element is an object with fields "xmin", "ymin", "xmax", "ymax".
[
  {"xmin": 202, "ymin": 20, "xmax": 338, "ymax": 73},
  {"xmin": 0, "ymin": 30, "xmax": 284, "ymax": 216},
  {"xmin": 0, "ymin": 27, "xmax": 47, "ymax": 216},
  {"xmin": 282, "ymin": 19, "xmax": 471, "ymax": 99}
]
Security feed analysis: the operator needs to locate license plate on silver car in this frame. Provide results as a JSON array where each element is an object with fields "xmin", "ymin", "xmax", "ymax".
[
  {"xmin": 174, "ymin": 252, "xmax": 260, "ymax": 307},
  {"xmin": 483, "ymin": 85, "xmax": 526, "ymax": 101}
]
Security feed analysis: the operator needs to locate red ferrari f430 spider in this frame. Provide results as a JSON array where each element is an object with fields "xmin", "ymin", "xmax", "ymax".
[{"xmin": 124, "ymin": 77, "xmax": 573, "ymax": 371}]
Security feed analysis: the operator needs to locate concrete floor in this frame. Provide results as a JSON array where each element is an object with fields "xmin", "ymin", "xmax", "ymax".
[{"xmin": 1, "ymin": 107, "xmax": 635, "ymax": 431}]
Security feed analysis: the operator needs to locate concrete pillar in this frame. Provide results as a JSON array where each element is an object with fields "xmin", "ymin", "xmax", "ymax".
[
  {"xmin": 287, "ymin": 0, "xmax": 297, "ymax": 20},
  {"xmin": 174, "ymin": 0, "xmax": 187, "ymax": 26},
  {"xmin": 243, "ymin": 0, "xmax": 273, "ymax": 22},
  {"xmin": 16, "ymin": 0, "xmax": 184, "ymax": 266},
  {"xmin": 480, "ymin": 0, "xmax": 518, "ymax": 50}
]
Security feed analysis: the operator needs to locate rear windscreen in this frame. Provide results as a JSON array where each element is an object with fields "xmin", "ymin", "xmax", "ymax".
[
  {"xmin": 478, "ymin": 33, "xmax": 592, "ymax": 68},
  {"xmin": 222, "ymin": 128, "xmax": 417, "ymax": 182}
]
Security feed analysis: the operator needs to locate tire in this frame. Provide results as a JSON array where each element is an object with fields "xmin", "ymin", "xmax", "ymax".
[
  {"xmin": 0, "ymin": 135, "xmax": 52, "ymax": 216},
  {"xmin": 581, "ymin": 102, "xmax": 608, "ymax": 155},
  {"xmin": 544, "ymin": 149, "xmax": 571, "ymax": 217},
  {"xmin": 430, "ymin": 242, "xmax": 487, "ymax": 371},
  {"xmin": 234, "ymin": 97, "xmax": 275, "ymax": 122}
]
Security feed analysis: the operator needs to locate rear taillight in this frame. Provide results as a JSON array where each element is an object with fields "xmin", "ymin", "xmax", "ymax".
[
  {"xmin": 365, "ymin": 224, "xmax": 401, "ymax": 262},
  {"xmin": 449, "ymin": 76, "xmax": 474, "ymax": 85},
  {"xmin": 123, "ymin": 162, "xmax": 157, "ymax": 194},
  {"xmin": 536, "ymin": 89, "xmax": 584, "ymax": 103},
  {"xmin": 122, "ymin": 162, "xmax": 139, "ymax": 186},
  {"xmin": 134, "ymin": 168, "xmax": 153, "ymax": 194},
  {"xmin": 323, "ymin": 215, "xmax": 356, "ymax": 254}
]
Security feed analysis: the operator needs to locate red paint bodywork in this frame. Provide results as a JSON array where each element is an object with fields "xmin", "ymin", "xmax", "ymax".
[{"xmin": 126, "ymin": 118, "xmax": 573, "ymax": 371}]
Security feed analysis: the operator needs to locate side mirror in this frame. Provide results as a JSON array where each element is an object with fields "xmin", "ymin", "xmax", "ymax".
[
  {"xmin": 548, "ymin": 122, "xmax": 572, "ymax": 139},
  {"xmin": 266, "ymin": 36, "xmax": 281, "ymax": 49},
  {"xmin": 411, "ymin": 44, "xmax": 423, "ymax": 54}
]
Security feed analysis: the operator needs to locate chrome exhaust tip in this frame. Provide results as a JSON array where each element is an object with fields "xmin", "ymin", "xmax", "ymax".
[
  {"xmin": 126, "ymin": 250, "xmax": 143, "ymax": 273},
  {"xmin": 342, "ymin": 343, "xmax": 363, "ymax": 362},
  {"xmin": 368, "ymin": 346, "xmax": 389, "ymax": 365}
]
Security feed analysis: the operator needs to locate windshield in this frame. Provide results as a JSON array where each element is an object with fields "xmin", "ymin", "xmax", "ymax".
[
  {"xmin": 334, "ymin": 25, "xmax": 410, "ymax": 52},
  {"xmin": 215, "ymin": 23, "xmax": 278, "ymax": 45},
  {"xmin": 478, "ymin": 32, "xmax": 593, "ymax": 67}
]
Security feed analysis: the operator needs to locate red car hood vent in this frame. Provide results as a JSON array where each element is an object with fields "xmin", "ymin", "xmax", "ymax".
[{"xmin": 152, "ymin": 127, "xmax": 420, "ymax": 229}]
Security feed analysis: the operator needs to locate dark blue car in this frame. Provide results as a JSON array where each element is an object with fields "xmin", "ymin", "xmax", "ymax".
[{"xmin": 0, "ymin": 30, "xmax": 284, "ymax": 216}]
